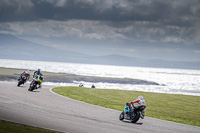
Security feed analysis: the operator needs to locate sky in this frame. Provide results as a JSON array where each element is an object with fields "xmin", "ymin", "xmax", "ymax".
[{"xmin": 0, "ymin": 0, "xmax": 200, "ymax": 61}]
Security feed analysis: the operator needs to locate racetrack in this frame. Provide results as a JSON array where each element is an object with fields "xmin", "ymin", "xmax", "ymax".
[{"xmin": 0, "ymin": 81, "xmax": 199, "ymax": 133}]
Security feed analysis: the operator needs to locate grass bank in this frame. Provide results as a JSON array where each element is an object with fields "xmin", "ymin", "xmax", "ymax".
[
  {"xmin": 0, "ymin": 67, "xmax": 159, "ymax": 85},
  {"xmin": 53, "ymin": 86, "xmax": 200, "ymax": 127},
  {"xmin": 0, "ymin": 120, "xmax": 60, "ymax": 133}
]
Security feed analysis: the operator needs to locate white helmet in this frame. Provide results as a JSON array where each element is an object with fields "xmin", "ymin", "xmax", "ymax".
[
  {"xmin": 138, "ymin": 96, "xmax": 144, "ymax": 100},
  {"xmin": 25, "ymin": 70, "xmax": 30, "ymax": 73}
]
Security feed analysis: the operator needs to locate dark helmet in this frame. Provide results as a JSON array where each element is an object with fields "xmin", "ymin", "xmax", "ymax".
[{"xmin": 37, "ymin": 69, "xmax": 41, "ymax": 75}]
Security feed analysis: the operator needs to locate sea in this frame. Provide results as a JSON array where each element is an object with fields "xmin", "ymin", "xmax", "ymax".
[{"xmin": 0, "ymin": 59, "xmax": 200, "ymax": 96}]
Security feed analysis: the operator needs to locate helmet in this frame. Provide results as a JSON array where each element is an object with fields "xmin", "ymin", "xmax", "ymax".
[
  {"xmin": 138, "ymin": 96, "xmax": 144, "ymax": 100},
  {"xmin": 25, "ymin": 70, "xmax": 30, "ymax": 73},
  {"xmin": 37, "ymin": 69, "xmax": 41, "ymax": 75}
]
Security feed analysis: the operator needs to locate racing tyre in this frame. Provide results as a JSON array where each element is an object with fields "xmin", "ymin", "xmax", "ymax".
[
  {"xmin": 17, "ymin": 80, "xmax": 24, "ymax": 87},
  {"xmin": 119, "ymin": 111, "xmax": 124, "ymax": 121},
  {"xmin": 29, "ymin": 84, "xmax": 36, "ymax": 91},
  {"xmin": 131, "ymin": 111, "xmax": 140, "ymax": 123}
]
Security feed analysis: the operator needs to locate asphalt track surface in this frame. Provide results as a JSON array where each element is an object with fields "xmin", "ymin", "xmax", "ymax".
[{"xmin": 0, "ymin": 81, "xmax": 200, "ymax": 133}]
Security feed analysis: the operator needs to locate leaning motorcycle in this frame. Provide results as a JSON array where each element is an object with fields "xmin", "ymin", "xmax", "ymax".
[
  {"xmin": 17, "ymin": 75, "xmax": 28, "ymax": 86},
  {"xmin": 119, "ymin": 104, "xmax": 146, "ymax": 123},
  {"xmin": 28, "ymin": 75, "xmax": 43, "ymax": 91}
]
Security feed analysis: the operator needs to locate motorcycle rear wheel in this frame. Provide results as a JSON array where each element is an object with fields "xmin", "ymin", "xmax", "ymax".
[{"xmin": 131, "ymin": 111, "xmax": 140, "ymax": 123}]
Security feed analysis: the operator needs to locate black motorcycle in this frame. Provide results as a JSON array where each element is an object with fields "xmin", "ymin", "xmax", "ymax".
[
  {"xmin": 119, "ymin": 104, "xmax": 146, "ymax": 123},
  {"xmin": 28, "ymin": 75, "xmax": 43, "ymax": 91},
  {"xmin": 17, "ymin": 75, "xmax": 28, "ymax": 87}
]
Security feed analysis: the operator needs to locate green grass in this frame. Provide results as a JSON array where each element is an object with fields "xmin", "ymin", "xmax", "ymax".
[
  {"xmin": 52, "ymin": 86, "xmax": 200, "ymax": 127},
  {"xmin": 0, "ymin": 120, "xmax": 61, "ymax": 133}
]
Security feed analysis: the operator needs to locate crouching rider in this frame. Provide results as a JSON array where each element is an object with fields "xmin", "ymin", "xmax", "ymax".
[
  {"xmin": 124, "ymin": 96, "xmax": 146, "ymax": 119},
  {"xmin": 33, "ymin": 69, "xmax": 44, "ymax": 89}
]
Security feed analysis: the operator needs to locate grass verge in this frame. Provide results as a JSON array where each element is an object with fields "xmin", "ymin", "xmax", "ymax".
[
  {"xmin": 52, "ymin": 86, "xmax": 200, "ymax": 127},
  {"xmin": 0, "ymin": 120, "xmax": 61, "ymax": 133}
]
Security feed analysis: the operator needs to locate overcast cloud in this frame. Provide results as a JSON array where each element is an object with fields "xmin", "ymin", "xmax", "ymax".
[{"xmin": 0, "ymin": 0, "xmax": 200, "ymax": 61}]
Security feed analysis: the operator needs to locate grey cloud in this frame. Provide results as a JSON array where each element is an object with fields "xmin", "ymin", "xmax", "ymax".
[
  {"xmin": 0, "ymin": 0, "xmax": 199, "ymax": 22},
  {"xmin": 0, "ymin": 0, "xmax": 200, "ymax": 47},
  {"xmin": 0, "ymin": 20, "xmax": 126, "ymax": 41},
  {"xmin": 0, "ymin": 0, "xmax": 34, "ymax": 22}
]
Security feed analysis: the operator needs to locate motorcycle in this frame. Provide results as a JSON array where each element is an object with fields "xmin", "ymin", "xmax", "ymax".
[
  {"xmin": 119, "ymin": 104, "xmax": 146, "ymax": 123},
  {"xmin": 17, "ymin": 74, "xmax": 28, "ymax": 87},
  {"xmin": 28, "ymin": 75, "xmax": 43, "ymax": 91}
]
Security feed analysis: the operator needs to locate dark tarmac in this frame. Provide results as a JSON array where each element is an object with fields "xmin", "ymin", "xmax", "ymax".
[{"xmin": 0, "ymin": 81, "xmax": 199, "ymax": 133}]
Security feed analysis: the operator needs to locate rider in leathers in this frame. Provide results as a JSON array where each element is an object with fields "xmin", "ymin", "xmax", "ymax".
[
  {"xmin": 18, "ymin": 70, "xmax": 30, "ymax": 82},
  {"xmin": 33, "ymin": 69, "xmax": 43, "ymax": 88},
  {"xmin": 124, "ymin": 96, "xmax": 146, "ymax": 119}
]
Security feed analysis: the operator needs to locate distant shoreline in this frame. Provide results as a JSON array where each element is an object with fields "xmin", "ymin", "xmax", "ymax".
[
  {"xmin": 0, "ymin": 58, "xmax": 200, "ymax": 71},
  {"xmin": 0, "ymin": 67, "xmax": 160, "ymax": 85}
]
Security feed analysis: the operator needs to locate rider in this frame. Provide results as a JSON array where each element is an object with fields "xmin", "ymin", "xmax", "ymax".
[
  {"xmin": 33, "ymin": 69, "xmax": 43, "ymax": 88},
  {"xmin": 19, "ymin": 70, "xmax": 30, "ymax": 82},
  {"xmin": 33, "ymin": 69, "xmax": 43, "ymax": 77},
  {"xmin": 91, "ymin": 84, "xmax": 95, "ymax": 88},
  {"xmin": 124, "ymin": 96, "xmax": 146, "ymax": 119},
  {"xmin": 79, "ymin": 83, "xmax": 84, "ymax": 87}
]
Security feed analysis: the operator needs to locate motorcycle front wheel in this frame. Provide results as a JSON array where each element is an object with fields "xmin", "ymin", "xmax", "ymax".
[
  {"xmin": 29, "ymin": 83, "xmax": 36, "ymax": 91},
  {"xmin": 17, "ymin": 80, "xmax": 24, "ymax": 87},
  {"xmin": 119, "ymin": 111, "xmax": 124, "ymax": 121}
]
